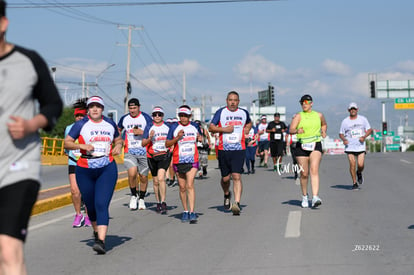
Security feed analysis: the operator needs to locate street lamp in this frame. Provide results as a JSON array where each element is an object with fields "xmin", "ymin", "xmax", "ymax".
[{"xmin": 95, "ymin": 64, "xmax": 116, "ymax": 93}]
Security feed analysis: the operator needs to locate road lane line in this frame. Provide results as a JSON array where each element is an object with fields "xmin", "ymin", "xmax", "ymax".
[
  {"xmin": 285, "ymin": 210, "xmax": 302, "ymax": 238},
  {"xmin": 400, "ymin": 159, "xmax": 412, "ymax": 164}
]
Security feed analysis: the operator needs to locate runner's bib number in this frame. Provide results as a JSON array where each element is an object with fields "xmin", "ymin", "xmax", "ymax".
[
  {"xmin": 91, "ymin": 141, "xmax": 110, "ymax": 157},
  {"xmin": 225, "ymin": 133, "xmax": 241, "ymax": 144},
  {"xmin": 274, "ymin": 133, "xmax": 282, "ymax": 140},
  {"xmin": 128, "ymin": 139, "xmax": 142, "ymax": 149},
  {"xmin": 180, "ymin": 143, "xmax": 195, "ymax": 156},
  {"xmin": 350, "ymin": 129, "xmax": 363, "ymax": 139},
  {"xmin": 301, "ymin": 142, "xmax": 316, "ymax": 151}
]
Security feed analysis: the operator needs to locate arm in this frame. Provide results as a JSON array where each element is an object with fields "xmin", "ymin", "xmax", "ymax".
[
  {"xmin": 111, "ymin": 136, "xmax": 123, "ymax": 156},
  {"xmin": 319, "ymin": 112, "xmax": 327, "ymax": 138},
  {"xmin": 166, "ymin": 129, "xmax": 184, "ymax": 148},
  {"xmin": 339, "ymin": 133, "xmax": 349, "ymax": 145},
  {"xmin": 289, "ymin": 114, "xmax": 301, "ymax": 134}
]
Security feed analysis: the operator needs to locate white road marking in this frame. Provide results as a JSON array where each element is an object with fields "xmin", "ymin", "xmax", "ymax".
[
  {"xmin": 285, "ymin": 210, "xmax": 302, "ymax": 238},
  {"xmin": 400, "ymin": 159, "xmax": 412, "ymax": 164}
]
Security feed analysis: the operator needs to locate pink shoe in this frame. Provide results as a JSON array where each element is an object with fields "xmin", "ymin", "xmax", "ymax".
[
  {"xmin": 84, "ymin": 216, "xmax": 92, "ymax": 227},
  {"xmin": 72, "ymin": 214, "xmax": 84, "ymax": 228}
]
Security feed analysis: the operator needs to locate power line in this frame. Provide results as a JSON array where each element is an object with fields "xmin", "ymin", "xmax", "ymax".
[{"xmin": 10, "ymin": 0, "xmax": 282, "ymax": 9}]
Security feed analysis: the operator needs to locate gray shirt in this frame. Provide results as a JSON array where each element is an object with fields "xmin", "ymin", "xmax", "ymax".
[{"xmin": 0, "ymin": 45, "xmax": 62, "ymax": 189}]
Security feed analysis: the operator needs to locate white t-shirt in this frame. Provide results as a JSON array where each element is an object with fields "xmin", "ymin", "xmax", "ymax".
[{"xmin": 339, "ymin": 115, "xmax": 371, "ymax": 152}]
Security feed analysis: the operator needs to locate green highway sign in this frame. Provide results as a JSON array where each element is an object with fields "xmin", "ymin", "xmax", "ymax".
[
  {"xmin": 395, "ymin": 98, "xmax": 414, "ymax": 103},
  {"xmin": 395, "ymin": 98, "xmax": 414, "ymax": 109},
  {"xmin": 386, "ymin": 144, "xmax": 400, "ymax": 151}
]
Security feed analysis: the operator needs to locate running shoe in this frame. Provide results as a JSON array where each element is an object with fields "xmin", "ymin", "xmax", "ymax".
[
  {"xmin": 93, "ymin": 231, "xmax": 99, "ymax": 242},
  {"xmin": 189, "ymin": 212, "xmax": 198, "ymax": 224},
  {"xmin": 357, "ymin": 172, "xmax": 364, "ymax": 185},
  {"xmin": 138, "ymin": 199, "xmax": 146, "ymax": 210},
  {"xmin": 264, "ymin": 163, "xmax": 268, "ymax": 168},
  {"xmin": 203, "ymin": 167, "xmax": 207, "ymax": 176},
  {"xmin": 161, "ymin": 202, "xmax": 167, "ymax": 214},
  {"xmin": 72, "ymin": 214, "xmax": 84, "ymax": 228},
  {"xmin": 93, "ymin": 239, "xmax": 106, "ymax": 255},
  {"xmin": 352, "ymin": 183, "xmax": 359, "ymax": 190},
  {"xmin": 171, "ymin": 180, "xmax": 178, "ymax": 187},
  {"xmin": 129, "ymin": 195, "xmax": 138, "ymax": 210},
  {"xmin": 84, "ymin": 216, "xmax": 91, "ymax": 227},
  {"xmin": 301, "ymin": 195, "xmax": 309, "ymax": 208},
  {"xmin": 231, "ymin": 202, "xmax": 241, "ymax": 215},
  {"xmin": 156, "ymin": 203, "xmax": 162, "ymax": 213},
  {"xmin": 181, "ymin": 211, "xmax": 189, "ymax": 222},
  {"xmin": 251, "ymin": 168, "xmax": 255, "ymax": 174},
  {"xmin": 224, "ymin": 192, "xmax": 231, "ymax": 210},
  {"xmin": 166, "ymin": 179, "xmax": 171, "ymax": 186},
  {"xmin": 311, "ymin": 195, "xmax": 322, "ymax": 208}
]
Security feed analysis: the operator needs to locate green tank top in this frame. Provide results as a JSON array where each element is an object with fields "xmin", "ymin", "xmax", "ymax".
[{"xmin": 296, "ymin": 110, "xmax": 321, "ymax": 143}]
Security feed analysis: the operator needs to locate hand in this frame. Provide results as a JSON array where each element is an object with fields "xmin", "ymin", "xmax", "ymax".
[
  {"xmin": 112, "ymin": 144, "xmax": 122, "ymax": 156},
  {"xmin": 223, "ymin": 125, "xmax": 234, "ymax": 133},
  {"xmin": 133, "ymin": 127, "xmax": 143, "ymax": 136},
  {"xmin": 7, "ymin": 116, "xmax": 30, "ymax": 140},
  {"xmin": 297, "ymin": 128, "xmax": 304, "ymax": 134}
]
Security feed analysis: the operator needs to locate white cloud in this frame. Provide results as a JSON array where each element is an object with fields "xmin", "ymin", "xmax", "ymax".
[
  {"xmin": 394, "ymin": 60, "xmax": 414, "ymax": 72},
  {"xmin": 322, "ymin": 59, "xmax": 351, "ymax": 76}
]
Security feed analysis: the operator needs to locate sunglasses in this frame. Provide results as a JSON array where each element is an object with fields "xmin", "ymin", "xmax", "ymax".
[
  {"xmin": 301, "ymin": 100, "xmax": 312, "ymax": 105},
  {"xmin": 152, "ymin": 112, "xmax": 164, "ymax": 117},
  {"xmin": 179, "ymin": 113, "xmax": 190, "ymax": 118},
  {"xmin": 348, "ymin": 108, "xmax": 357, "ymax": 111}
]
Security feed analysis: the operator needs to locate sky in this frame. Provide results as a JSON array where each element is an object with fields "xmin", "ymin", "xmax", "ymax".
[{"xmin": 7, "ymin": 0, "xmax": 414, "ymax": 137}]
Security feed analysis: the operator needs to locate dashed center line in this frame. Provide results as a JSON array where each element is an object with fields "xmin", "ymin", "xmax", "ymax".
[{"xmin": 285, "ymin": 210, "xmax": 302, "ymax": 238}]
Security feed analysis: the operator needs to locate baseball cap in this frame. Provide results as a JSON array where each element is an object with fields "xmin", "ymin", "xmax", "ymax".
[
  {"xmin": 261, "ymin": 115, "xmax": 267, "ymax": 120},
  {"xmin": 128, "ymin": 98, "xmax": 140, "ymax": 107},
  {"xmin": 86, "ymin": 96, "xmax": 104, "ymax": 108},
  {"xmin": 152, "ymin": 106, "xmax": 164, "ymax": 114},
  {"xmin": 300, "ymin": 94, "xmax": 313, "ymax": 103},
  {"xmin": 178, "ymin": 106, "xmax": 192, "ymax": 115},
  {"xmin": 274, "ymin": 112, "xmax": 280, "ymax": 117},
  {"xmin": 74, "ymin": 108, "xmax": 87, "ymax": 116},
  {"xmin": 348, "ymin": 102, "xmax": 358, "ymax": 110}
]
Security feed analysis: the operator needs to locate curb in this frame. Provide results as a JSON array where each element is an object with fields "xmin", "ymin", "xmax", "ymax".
[{"xmin": 31, "ymin": 178, "xmax": 130, "ymax": 216}]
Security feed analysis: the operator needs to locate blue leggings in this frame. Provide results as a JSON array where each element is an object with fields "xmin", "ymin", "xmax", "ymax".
[{"xmin": 76, "ymin": 161, "xmax": 118, "ymax": 226}]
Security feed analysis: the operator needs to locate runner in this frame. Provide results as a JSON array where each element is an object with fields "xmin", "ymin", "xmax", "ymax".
[
  {"xmin": 64, "ymin": 96, "xmax": 123, "ymax": 254},
  {"xmin": 266, "ymin": 112, "xmax": 287, "ymax": 172},
  {"xmin": 166, "ymin": 105, "xmax": 202, "ymax": 223},
  {"xmin": 142, "ymin": 106, "xmax": 172, "ymax": 214},
  {"xmin": 64, "ymin": 99, "xmax": 91, "ymax": 227},
  {"xmin": 257, "ymin": 115, "xmax": 270, "ymax": 168},
  {"xmin": 289, "ymin": 95, "xmax": 327, "ymax": 208},
  {"xmin": 194, "ymin": 120, "xmax": 211, "ymax": 179},
  {"xmin": 0, "ymin": 1, "xmax": 63, "ymax": 270},
  {"xmin": 166, "ymin": 118, "xmax": 178, "ymax": 187},
  {"xmin": 209, "ymin": 91, "xmax": 252, "ymax": 215},
  {"xmin": 339, "ymin": 102, "xmax": 372, "ymax": 190},
  {"xmin": 118, "ymin": 98, "xmax": 153, "ymax": 210},
  {"xmin": 244, "ymin": 124, "xmax": 258, "ymax": 174}
]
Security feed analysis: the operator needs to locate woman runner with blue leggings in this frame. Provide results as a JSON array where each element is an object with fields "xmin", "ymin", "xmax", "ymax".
[{"xmin": 64, "ymin": 96, "xmax": 123, "ymax": 254}]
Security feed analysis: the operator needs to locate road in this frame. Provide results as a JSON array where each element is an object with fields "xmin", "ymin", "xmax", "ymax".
[{"xmin": 27, "ymin": 152, "xmax": 414, "ymax": 274}]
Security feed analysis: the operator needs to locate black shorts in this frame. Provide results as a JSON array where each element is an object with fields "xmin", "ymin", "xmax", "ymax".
[
  {"xmin": 270, "ymin": 141, "xmax": 284, "ymax": 157},
  {"xmin": 345, "ymin": 151, "xmax": 366, "ymax": 156},
  {"xmin": 295, "ymin": 142, "xmax": 323, "ymax": 157},
  {"xmin": 147, "ymin": 153, "xmax": 172, "ymax": 177},
  {"xmin": 0, "ymin": 180, "xmax": 40, "ymax": 242},
  {"xmin": 217, "ymin": 150, "xmax": 245, "ymax": 177},
  {"xmin": 68, "ymin": 165, "xmax": 76, "ymax": 175}
]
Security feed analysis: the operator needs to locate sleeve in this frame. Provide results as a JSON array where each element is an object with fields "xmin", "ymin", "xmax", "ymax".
[
  {"xmin": 244, "ymin": 109, "xmax": 251, "ymax": 124},
  {"xmin": 117, "ymin": 115, "xmax": 125, "ymax": 130},
  {"xmin": 28, "ymin": 48, "xmax": 63, "ymax": 131},
  {"xmin": 339, "ymin": 119, "xmax": 346, "ymax": 135},
  {"xmin": 364, "ymin": 117, "xmax": 371, "ymax": 130},
  {"xmin": 167, "ymin": 123, "xmax": 176, "ymax": 140},
  {"xmin": 210, "ymin": 108, "xmax": 222, "ymax": 125},
  {"xmin": 142, "ymin": 124, "xmax": 151, "ymax": 139}
]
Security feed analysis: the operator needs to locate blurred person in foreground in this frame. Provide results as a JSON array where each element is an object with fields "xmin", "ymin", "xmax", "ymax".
[{"xmin": 0, "ymin": 0, "xmax": 63, "ymax": 272}]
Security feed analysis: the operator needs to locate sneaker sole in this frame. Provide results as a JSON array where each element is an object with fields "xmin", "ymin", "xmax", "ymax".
[
  {"xmin": 312, "ymin": 201, "xmax": 322, "ymax": 208},
  {"xmin": 189, "ymin": 219, "xmax": 198, "ymax": 224},
  {"xmin": 231, "ymin": 205, "xmax": 240, "ymax": 215},
  {"xmin": 92, "ymin": 244, "xmax": 106, "ymax": 255}
]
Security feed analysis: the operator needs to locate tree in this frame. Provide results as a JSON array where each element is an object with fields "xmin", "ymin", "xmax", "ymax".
[{"xmin": 41, "ymin": 107, "xmax": 76, "ymax": 138}]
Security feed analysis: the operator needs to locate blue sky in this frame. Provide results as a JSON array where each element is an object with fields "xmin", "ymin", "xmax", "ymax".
[{"xmin": 7, "ymin": 0, "xmax": 414, "ymax": 136}]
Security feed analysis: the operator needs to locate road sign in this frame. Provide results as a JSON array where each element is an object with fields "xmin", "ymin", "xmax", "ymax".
[
  {"xmin": 386, "ymin": 144, "xmax": 400, "ymax": 151},
  {"xmin": 258, "ymin": 89, "xmax": 270, "ymax": 107},
  {"xmin": 395, "ymin": 97, "xmax": 414, "ymax": 109}
]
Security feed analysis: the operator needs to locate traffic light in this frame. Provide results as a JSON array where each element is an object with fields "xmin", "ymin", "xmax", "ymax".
[
  {"xmin": 370, "ymin": 81, "xmax": 375, "ymax": 98},
  {"xmin": 269, "ymin": 85, "xmax": 275, "ymax": 105},
  {"xmin": 127, "ymin": 81, "xmax": 132, "ymax": 94},
  {"xmin": 382, "ymin": 122, "xmax": 387, "ymax": 135}
]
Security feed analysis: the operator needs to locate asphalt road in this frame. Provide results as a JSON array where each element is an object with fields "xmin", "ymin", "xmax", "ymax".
[{"xmin": 27, "ymin": 152, "xmax": 414, "ymax": 274}]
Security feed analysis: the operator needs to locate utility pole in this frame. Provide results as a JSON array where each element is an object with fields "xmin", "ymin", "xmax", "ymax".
[
  {"xmin": 182, "ymin": 72, "xmax": 186, "ymax": 105},
  {"xmin": 117, "ymin": 25, "xmax": 142, "ymax": 113}
]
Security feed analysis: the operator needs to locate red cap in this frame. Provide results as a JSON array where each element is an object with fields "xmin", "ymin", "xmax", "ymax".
[{"xmin": 74, "ymin": 108, "xmax": 87, "ymax": 116}]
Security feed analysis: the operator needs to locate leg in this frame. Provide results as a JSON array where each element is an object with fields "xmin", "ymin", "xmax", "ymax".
[
  {"xmin": 69, "ymin": 172, "xmax": 82, "ymax": 215},
  {"xmin": 157, "ymin": 169, "xmax": 167, "ymax": 203},
  {"xmin": 185, "ymin": 168, "xmax": 198, "ymax": 212},
  {"xmin": 127, "ymin": 166, "xmax": 138, "ymax": 195},
  {"xmin": 357, "ymin": 153, "xmax": 366, "ymax": 173},
  {"xmin": 347, "ymin": 153, "xmax": 357, "ymax": 183},
  {"xmin": 231, "ymin": 172, "xmax": 243, "ymax": 203},
  {"xmin": 177, "ymin": 173, "xmax": 188, "ymax": 211},
  {"xmin": 296, "ymin": 156, "xmax": 310, "ymax": 196},
  {"xmin": 309, "ymin": 151, "xmax": 322, "ymax": 197},
  {"xmin": 0, "ymin": 235, "xmax": 26, "ymax": 275},
  {"xmin": 221, "ymin": 175, "xmax": 231, "ymax": 197},
  {"xmin": 152, "ymin": 176, "xmax": 160, "ymax": 203}
]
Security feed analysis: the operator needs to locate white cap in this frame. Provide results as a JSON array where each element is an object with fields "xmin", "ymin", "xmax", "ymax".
[
  {"xmin": 178, "ymin": 106, "xmax": 191, "ymax": 115},
  {"xmin": 152, "ymin": 106, "xmax": 164, "ymax": 114},
  {"xmin": 87, "ymin": 96, "xmax": 104, "ymax": 108},
  {"xmin": 348, "ymin": 102, "xmax": 358, "ymax": 110},
  {"xmin": 261, "ymin": 115, "xmax": 267, "ymax": 120}
]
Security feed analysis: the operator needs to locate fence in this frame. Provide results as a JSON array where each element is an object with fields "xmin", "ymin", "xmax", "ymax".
[{"xmin": 41, "ymin": 137, "xmax": 65, "ymax": 156}]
